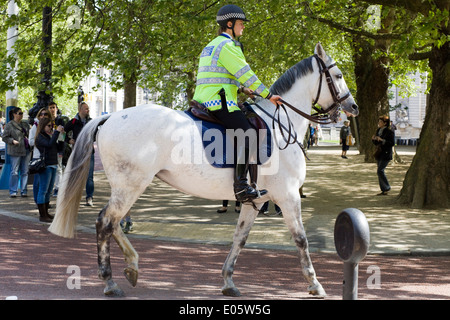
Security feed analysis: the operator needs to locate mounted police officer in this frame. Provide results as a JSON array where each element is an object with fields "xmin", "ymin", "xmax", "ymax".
[{"xmin": 193, "ymin": 4, "xmax": 282, "ymax": 203}]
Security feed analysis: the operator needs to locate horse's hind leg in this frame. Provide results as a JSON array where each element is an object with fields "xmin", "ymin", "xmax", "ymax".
[
  {"xmin": 96, "ymin": 204, "xmax": 125, "ymax": 296},
  {"xmin": 280, "ymin": 195, "xmax": 326, "ymax": 298},
  {"xmin": 221, "ymin": 203, "xmax": 259, "ymax": 297},
  {"xmin": 112, "ymin": 211, "xmax": 139, "ymax": 287},
  {"xmin": 96, "ymin": 180, "xmax": 151, "ymax": 296}
]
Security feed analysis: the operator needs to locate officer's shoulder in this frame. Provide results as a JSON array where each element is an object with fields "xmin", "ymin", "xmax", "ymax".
[{"xmin": 223, "ymin": 39, "xmax": 241, "ymax": 51}]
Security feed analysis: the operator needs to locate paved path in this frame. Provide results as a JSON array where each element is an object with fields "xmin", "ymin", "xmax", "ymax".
[
  {"xmin": 0, "ymin": 144, "xmax": 449, "ymax": 300},
  {"xmin": 1, "ymin": 215, "xmax": 449, "ymax": 300}
]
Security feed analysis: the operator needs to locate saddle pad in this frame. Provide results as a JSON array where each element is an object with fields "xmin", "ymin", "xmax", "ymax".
[{"xmin": 184, "ymin": 109, "xmax": 272, "ymax": 168}]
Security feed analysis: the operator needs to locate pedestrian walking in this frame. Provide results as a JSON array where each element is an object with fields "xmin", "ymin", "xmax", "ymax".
[
  {"xmin": 340, "ymin": 120, "xmax": 351, "ymax": 159},
  {"xmin": 307, "ymin": 123, "xmax": 315, "ymax": 149},
  {"xmin": 372, "ymin": 115, "xmax": 395, "ymax": 195},
  {"xmin": 259, "ymin": 201, "xmax": 282, "ymax": 216},
  {"xmin": 217, "ymin": 200, "xmax": 241, "ymax": 214}
]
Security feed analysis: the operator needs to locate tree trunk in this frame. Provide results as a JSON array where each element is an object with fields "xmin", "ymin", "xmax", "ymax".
[
  {"xmin": 185, "ymin": 71, "xmax": 196, "ymax": 103},
  {"xmin": 397, "ymin": 42, "xmax": 450, "ymax": 208},
  {"xmin": 123, "ymin": 74, "xmax": 137, "ymax": 109},
  {"xmin": 352, "ymin": 37, "xmax": 391, "ymax": 162}
]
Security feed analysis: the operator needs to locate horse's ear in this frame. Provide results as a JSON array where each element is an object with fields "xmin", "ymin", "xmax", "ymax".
[{"xmin": 314, "ymin": 42, "xmax": 328, "ymax": 62}]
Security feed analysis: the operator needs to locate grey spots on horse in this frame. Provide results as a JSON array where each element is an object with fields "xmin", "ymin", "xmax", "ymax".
[
  {"xmin": 110, "ymin": 197, "xmax": 125, "ymax": 213},
  {"xmin": 294, "ymin": 234, "xmax": 309, "ymax": 249},
  {"xmin": 96, "ymin": 206, "xmax": 114, "ymax": 280},
  {"xmin": 239, "ymin": 235, "xmax": 248, "ymax": 248},
  {"xmin": 115, "ymin": 160, "xmax": 139, "ymax": 175}
]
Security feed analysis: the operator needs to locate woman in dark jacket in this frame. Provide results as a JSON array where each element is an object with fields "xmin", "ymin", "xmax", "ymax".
[
  {"xmin": 372, "ymin": 115, "xmax": 395, "ymax": 195},
  {"xmin": 1, "ymin": 107, "xmax": 31, "ymax": 197},
  {"xmin": 35, "ymin": 117, "xmax": 64, "ymax": 222}
]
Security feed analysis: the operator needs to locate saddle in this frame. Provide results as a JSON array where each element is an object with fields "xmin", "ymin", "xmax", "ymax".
[
  {"xmin": 188, "ymin": 100, "xmax": 268, "ymax": 132},
  {"xmin": 185, "ymin": 100, "xmax": 272, "ymax": 171},
  {"xmin": 188, "ymin": 100, "xmax": 222, "ymax": 125}
]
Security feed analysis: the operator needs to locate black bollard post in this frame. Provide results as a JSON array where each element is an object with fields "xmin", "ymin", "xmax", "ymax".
[{"xmin": 334, "ymin": 208, "xmax": 370, "ymax": 300}]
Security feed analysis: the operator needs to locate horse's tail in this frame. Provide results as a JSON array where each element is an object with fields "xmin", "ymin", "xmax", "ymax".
[{"xmin": 48, "ymin": 114, "xmax": 111, "ymax": 238}]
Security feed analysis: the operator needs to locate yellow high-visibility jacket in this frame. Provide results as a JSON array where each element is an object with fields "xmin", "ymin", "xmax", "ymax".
[{"xmin": 193, "ymin": 33, "xmax": 271, "ymax": 112}]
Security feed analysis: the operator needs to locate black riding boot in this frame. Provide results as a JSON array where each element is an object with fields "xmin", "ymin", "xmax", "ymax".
[{"xmin": 233, "ymin": 146, "xmax": 267, "ymax": 202}]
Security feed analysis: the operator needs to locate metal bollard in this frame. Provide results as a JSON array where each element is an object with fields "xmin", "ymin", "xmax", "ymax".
[{"xmin": 334, "ymin": 208, "xmax": 370, "ymax": 300}]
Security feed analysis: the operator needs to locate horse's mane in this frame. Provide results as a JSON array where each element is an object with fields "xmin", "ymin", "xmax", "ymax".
[{"xmin": 270, "ymin": 56, "xmax": 314, "ymax": 96}]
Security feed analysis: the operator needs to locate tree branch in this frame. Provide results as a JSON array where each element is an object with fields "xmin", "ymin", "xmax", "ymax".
[
  {"xmin": 408, "ymin": 51, "xmax": 432, "ymax": 60},
  {"xmin": 195, "ymin": 1, "xmax": 220, "ymax": 16},
  {"xmin": 85, "ymin": 2, "xmax": 105, "ymax": 68},
  {"xmin": 302, "ymin": 2, "xmax": 403, "ymax": 40}
]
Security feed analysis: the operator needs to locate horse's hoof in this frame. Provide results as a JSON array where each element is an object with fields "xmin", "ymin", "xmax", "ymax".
[
  {"xmin": 104, "ymin": 280, "xmax": 125, "ymax": 297},
  {"xmin": 308, "ymin": 284, "xmax": 327, "ymax": 298},
  {"xmin": 124, "ymin": 267, "xmax": 138, "ymax": 287},
  {"xmin": 222, "ymin": 286, "xmax": 241, "ymax": 297}
]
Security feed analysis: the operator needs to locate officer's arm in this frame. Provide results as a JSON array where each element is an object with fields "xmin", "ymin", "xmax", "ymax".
[{"xmin": 220, "ymin": 43, "xmax": 271, "ymax": 99}]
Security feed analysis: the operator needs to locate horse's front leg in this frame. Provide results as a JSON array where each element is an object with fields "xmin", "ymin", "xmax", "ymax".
[
  {"xmin": 96, "ymin": 205, "xmax": 124, "ymax": 297},
  {"xmin": 222, "ymin": 203, "xmax": 259, "ymax": 297},
  {"xmin": 280, "ymin": 195, "xmax": 327, "ymax": 298}
]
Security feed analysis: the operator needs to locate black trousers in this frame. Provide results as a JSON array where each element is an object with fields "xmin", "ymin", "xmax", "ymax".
[
  {"xmin": 210, "ymin": 102, "xmax": 263, "ymax": 199},
  {"xmin": 211, "ymin": 107, "xmax": 256, "ymax": 164},
  {"xmin": 211, "ymin": 106, "xmax": 252, "ymax": 132}
]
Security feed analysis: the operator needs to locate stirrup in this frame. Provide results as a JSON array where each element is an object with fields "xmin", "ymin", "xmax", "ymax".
[
  {"xmin": 251, "ymin": 182, "xmax": 268, "ymax": 199},
  {"xmin": 251, "ymin": 182, "xmax": 261, "ymax": 198},
  {"xmin": 235, "ymin": 187, "xmax": 259, "ymax": 203},
  {"xmin": 235, "ymin": 184, "xmax": 268, "ymax": 203}
]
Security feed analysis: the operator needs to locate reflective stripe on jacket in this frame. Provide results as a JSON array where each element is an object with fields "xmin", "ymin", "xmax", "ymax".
[{"xmin": 193, "ymin": 33, "xmax": 270, "ymax": 112}]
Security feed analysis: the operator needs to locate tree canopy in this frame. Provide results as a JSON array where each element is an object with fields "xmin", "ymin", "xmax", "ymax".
[
  {"xmin": 1, "ymin": 0, "xmax": 445, "ymax": 109},
  {"xmin": 1, "ymin": 0, "xmax": 448, "ymax": 208}
]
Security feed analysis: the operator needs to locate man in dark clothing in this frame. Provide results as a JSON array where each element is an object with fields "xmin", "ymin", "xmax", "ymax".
[
  {"xmin": 64, "ymin": 102, "xmax": 95, "ymax": 206},
  {"xmin": 65, "ymin": 102, "xmax": 91, "ymax": 144}
]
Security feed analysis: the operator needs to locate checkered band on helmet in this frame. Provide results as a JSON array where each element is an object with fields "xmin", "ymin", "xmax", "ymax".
[
  {"xmin": 216, "ymin": 12, "xmax": 247, "ymax": 21},
  {"xmin": 216, "ymin": 4, "xmax": 249, "ymax": 26}
]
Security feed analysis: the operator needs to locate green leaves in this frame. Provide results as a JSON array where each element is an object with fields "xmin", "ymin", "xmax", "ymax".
[{"xmin": 0, "ymin": 0, "xmax": 447, "ymax": 112}]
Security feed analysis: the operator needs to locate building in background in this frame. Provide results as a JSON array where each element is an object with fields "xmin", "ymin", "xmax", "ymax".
[
  {"xmin": 80, "ymin": 67, "xmax": 160, "ymax": 118},
  {"xmin": 389, "ymin": 72, "xmax": 427, "ymax": 145}
]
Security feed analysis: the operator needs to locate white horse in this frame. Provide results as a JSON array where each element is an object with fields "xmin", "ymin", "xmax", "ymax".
[{"xmin": 49, "ymin": 43, "xmax": 358, "ymax": 298}]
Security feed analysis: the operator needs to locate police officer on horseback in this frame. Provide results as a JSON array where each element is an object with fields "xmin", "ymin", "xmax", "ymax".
[{"xmin": 193, "ymin": 4, "xmax": 282, "ymax": 202}]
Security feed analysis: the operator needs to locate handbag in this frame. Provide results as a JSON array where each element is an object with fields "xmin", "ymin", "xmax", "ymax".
[
  {"xmin": 28, "ymin": 156, "xmax": 46, "ymax": 174},
  {"xmin": 373, "ymin": 145, "xmax": 383, "ymax": 160},
  {"xmin": 346, "ymin": 134, "xmax": 353, "ymax": 146}
]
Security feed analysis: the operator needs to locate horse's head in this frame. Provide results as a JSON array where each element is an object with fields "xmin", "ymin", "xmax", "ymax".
[{"xmin": 313, "ymin": 43, "xmax": 359, "ymax": 119}]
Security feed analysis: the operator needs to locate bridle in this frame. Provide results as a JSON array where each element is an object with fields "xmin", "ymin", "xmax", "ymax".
[
  {"xmin": 279, "ymin": 54, "xmax": 351, "ymax": 125},
  {"xmin": 253, "ymin": 54, "xmax": 352, "ymax": 151},
  {"xmin": 310, "ymin": 54, "xmax": 351, "ymax": 122}
]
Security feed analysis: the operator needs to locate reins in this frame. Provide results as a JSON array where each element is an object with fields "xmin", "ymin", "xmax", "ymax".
[
  {"xmin": 252, "ymin": 54, "xmax": 351, "ymax": 153},
  {"xmin": 253, "ymin": 93, "xmax": 334, "ymax": 153},
  {"xmin": 253, "ymin": 102, "xmax": 308, "ymax": 157}
]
